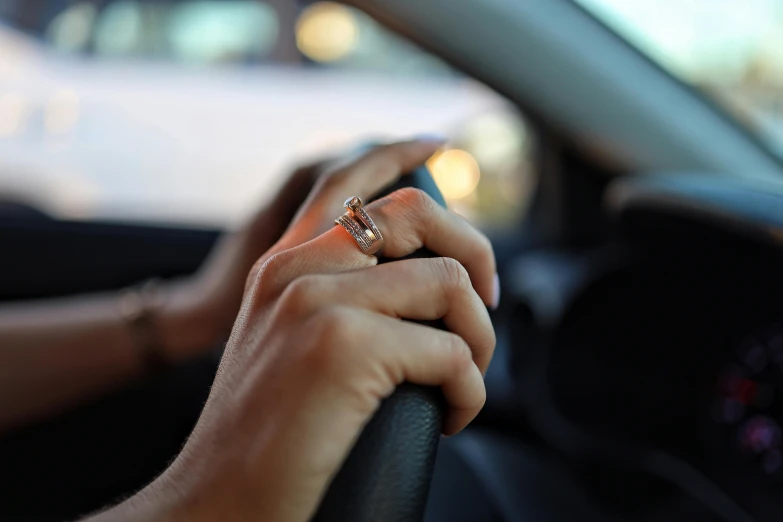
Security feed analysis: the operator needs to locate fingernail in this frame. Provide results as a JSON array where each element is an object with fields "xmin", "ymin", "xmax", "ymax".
[
  {"xmin": 491, "ymin": 273, "xmax": 501, "ymax": 311},
  {"xmin": 413, "ymin": 133, "xmax": 448, "ymax": 145}
]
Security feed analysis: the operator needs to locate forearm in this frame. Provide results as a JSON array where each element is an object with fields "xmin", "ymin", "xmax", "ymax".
[{"xmin": 0, "ymin": 284, "xmax": 210, "ymax": 433}]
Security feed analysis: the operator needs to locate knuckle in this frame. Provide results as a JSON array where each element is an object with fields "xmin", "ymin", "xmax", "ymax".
[
  {"xmin": 444, "ymin": 333, "xmax": 473, "ymax": 370},
  {"xmin": 303, "ymin": 307, "xmax": 359, "ymax": 372},
  {"xmin": 310, "ymin": 306, "xmax": 357, "ymax": 349},
  {"xmin": 487, "ymin": 328, "xmax": 498, "ymax": 355},
  {"xmin": 278, "ymin": 274, "xmax": 323, "ymax": 317},
  {"xmin": 250, "ymin": 250, "xmax": 292, "ymax": 298},
  {"xmin": 245, "ymin": 258, "xmax": 265, "ymax": 292},
  {"xmin": 392, "ymin": 187, "xmax": 433, "ymax": 215},
  {"xmin": 474, "ymin": 232, "xmax": 495, "ymax": 268},
  {"xmin": 470, "ymin": 381, "xmax": 488, "ymax": 411},
  {"xmin": 435, "ymin": 257, "xmax": 471, "ymax": 292},
  {"xmin": 476, "ymin": 231, "xmax": 493, "ymax": 257}
]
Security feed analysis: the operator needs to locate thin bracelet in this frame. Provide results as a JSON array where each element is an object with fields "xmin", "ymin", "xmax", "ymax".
[{"xmin": 118, "ymin": 279, "xmax": 169, "ymax": 373}]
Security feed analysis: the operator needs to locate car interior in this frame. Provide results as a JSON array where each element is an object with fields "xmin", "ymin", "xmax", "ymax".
[{"xmin": 2, "ymin": 0, "xmax": 783, "ymax": 521}]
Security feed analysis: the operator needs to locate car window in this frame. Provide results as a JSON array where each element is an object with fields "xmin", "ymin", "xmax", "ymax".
[
  {"xmin": 0, "ymin": 1, "xmax": 534, "ymax": 230},
  {"xmin": 574, "ymin": 0, "xmax": 783, "ymax": 160}
]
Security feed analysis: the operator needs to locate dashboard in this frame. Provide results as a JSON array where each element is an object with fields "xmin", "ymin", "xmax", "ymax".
[{"xmin": 519, "ymin": 174, "xmax": 783, "ymax": 521}]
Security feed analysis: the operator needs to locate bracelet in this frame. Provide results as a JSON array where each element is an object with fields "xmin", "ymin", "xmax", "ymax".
[{"xmin": 118, "ymin": 279, "xmax": 169, "ymax": 373}]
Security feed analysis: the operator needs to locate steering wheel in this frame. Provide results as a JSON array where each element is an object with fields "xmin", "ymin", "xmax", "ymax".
[{"xmin": 311, "ymin": 164, "xmax": 448, "ymax": 522}]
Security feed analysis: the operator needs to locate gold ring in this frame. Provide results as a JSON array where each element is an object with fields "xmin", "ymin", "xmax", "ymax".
[{"xmin": 335, "ymin": 196, "xmax": 385, "ymax": 255}]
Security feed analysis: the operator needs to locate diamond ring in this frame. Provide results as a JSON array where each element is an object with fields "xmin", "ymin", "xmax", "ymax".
[{"xmin": 335, "ymin": 196, "xmax": 385, "ymax": 256}]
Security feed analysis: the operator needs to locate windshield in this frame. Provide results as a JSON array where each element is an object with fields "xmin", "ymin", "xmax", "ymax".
[
  {"xmin": 574, "ymin": 0, "xmax": 783, "ymax": 159},
  {"xmin": 0, "ymin": 1, "xmax": 532, "ymax": 228}
]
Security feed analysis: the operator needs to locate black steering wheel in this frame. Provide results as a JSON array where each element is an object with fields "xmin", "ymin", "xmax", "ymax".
[{"xmin": 311, "ymin": 163, "xmax": 448, "ymax": 522}]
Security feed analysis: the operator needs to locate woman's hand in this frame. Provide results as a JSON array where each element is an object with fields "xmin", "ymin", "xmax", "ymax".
[
  {"xmin": 173, "ymin": 192, "xmax": 496, "ymax": 522},
  {"xmin": 156, "ymin": 139, "xmax": 446, "ymax": 362},
  {"xmin": 88, "ymin": 144, "xmax": 498, "ymax": 522}
]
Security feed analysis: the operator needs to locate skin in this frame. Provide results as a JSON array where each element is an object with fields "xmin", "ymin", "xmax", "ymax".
[
  {"xmin": 0, "ymin": 142, "xmax": 448, "ymax": 431},
  {"xmin": 0, "ymin": 156, "xmax": 329, "ymax": 432},
  {"xmin": 3, "ymin": 140, "xmax": 500, "ymax": 521}
]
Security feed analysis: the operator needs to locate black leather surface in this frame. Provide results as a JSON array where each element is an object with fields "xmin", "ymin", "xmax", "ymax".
[
  {"xmin": 312, "ymin": 384, "xmax": 444, "ymax": 522},
  {"xmin": 312, "ymin": 165, "xmax": 448, "ymax": 522}
]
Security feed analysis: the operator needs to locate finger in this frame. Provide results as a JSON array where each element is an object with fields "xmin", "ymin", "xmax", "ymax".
[
  {"xmin": 256, "ymin": 187, "xmax": 497, "ymax": 308},
  {"xmin": 333, "ymin": 139, "xmax": 446, "ymax": 195},
  {"xmin": 305, "ymin": 308, "xmax": 486, "ymax": 435},
  {"xmin": 280, "ymin": 139, "xmax": 446, "ymax": 247},
  {"xmin": 368, "ymin": 190, "xmax": 496, "ymax": 307},
  {"xmin": 276, "ymin": 258, "xmax": 495, "ymax": 374},
  {"xmin": 274, "ymin": 158, "xmax": 335, "ymax": 217},
  {"xmin": 244, "ymin": 158, "xmax": 335, "ymax": 244}
]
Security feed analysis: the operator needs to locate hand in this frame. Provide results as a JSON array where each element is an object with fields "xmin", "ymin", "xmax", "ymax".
[
  {"xmin": 88, "ymin": 145, "xmax": 498, "ymax": 522},
  {"xmin": 156, "ymin": 139, "xmax": 446, "ymax": 362}
]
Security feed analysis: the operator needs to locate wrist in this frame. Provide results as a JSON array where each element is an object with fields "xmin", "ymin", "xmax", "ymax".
[
  {"xmin": 156, "ymin": 280, "xmax": 224, "ymax": 363},
  {"xmin": 156, "ymin": 441, "xmax": 253, "ymax": 522},
  {"xmin": 118, "ymin": 280, "xmax": 171, "ymax": 372}
]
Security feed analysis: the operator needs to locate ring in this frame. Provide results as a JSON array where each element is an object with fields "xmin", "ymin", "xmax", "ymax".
[{"xmin": 335, "ymin": 196, "xmax": 385, "ymax": 255}]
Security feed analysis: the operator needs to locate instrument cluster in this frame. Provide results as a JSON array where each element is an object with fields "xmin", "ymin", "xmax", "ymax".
[{"xmin": 713, "ymin": 324, "xmax": 783, "ymax": 480}]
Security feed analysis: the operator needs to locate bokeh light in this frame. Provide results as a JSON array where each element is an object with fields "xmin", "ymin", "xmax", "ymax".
[
  {"xmin": 427, "ymin": 149, "xmax": 481, "ymax": 200},
  {"xmin": 296, "ymin": 2, "xmax": 358, "ymax": 63},
  {"xmin": 168, "ymin": 1, "xmax": 279, "ymax": 62},
  {"xmin": 461, "ymin": 112, "xmax": 526, "ymax": 171},
  {"xmin": 46, "ymin": 2, "xmax": 97, "ymax": 53},
  {"xmin": 93, "ymin": 1, "xmax": 142, "ymax": 56}
]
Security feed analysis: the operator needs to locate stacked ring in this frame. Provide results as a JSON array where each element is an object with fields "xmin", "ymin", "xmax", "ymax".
[{"xmin": 335, "ymin": 196, "xmax": 385, "ymax": 256}]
